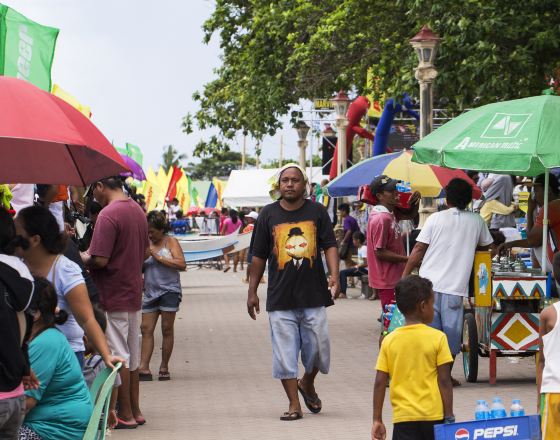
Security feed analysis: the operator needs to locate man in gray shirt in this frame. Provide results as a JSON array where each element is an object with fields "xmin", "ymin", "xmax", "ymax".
[{"xmin": 482, "ymin": 174, "xmax": 516, "ymax": 228}]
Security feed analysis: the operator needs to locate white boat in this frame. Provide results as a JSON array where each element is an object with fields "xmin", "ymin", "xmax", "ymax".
[{"xmin": 177, "ymin": 231, "xmax": 252, "ymax": 262}]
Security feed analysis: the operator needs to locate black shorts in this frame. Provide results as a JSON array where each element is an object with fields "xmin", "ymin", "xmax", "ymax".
[
  {"xmin": 142, "ymin": 292, "xmax": 182, "ymax": 313},
  {"xmin": 392, "ymin": 420, "xmax": 443, "ymax": 440}
]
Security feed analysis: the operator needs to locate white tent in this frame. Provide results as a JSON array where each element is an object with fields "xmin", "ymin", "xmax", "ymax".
[{"xmin": 222, "ymin": 167, "xmax": 327, "ymax": 207}]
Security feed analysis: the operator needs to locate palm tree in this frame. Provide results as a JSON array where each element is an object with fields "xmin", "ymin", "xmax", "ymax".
[{"xmin": 161, "ymin": 145, "xmax": 187, "ymax": 169}]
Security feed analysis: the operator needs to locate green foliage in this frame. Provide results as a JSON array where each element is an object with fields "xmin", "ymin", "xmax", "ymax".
[
  {"xmin": 184, "ymin": 150, "xmax": 256, "ymax": 180},
  {"xmin": 161, "ymin": 145, "xmax": 187, "ymax": 169},
  {"xmin": 189, "ymin": 0, "xmax": 560, "ymax": 155}
]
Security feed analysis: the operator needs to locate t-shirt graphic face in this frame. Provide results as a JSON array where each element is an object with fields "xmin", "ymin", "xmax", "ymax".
[
  {"xmin": 273, "ymin": 221, "xmax": 317, "ymax": 271},
  {"xmin": 252, "ymin": 200, "xmax": 337, "ymax": 312}
]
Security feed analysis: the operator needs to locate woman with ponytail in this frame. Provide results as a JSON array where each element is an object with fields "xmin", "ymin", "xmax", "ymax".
[
  {"xmin": 19, "ymin": 278, "xmax": 92, "ymax": 440},
  {"xmin": 14, "ymin": 206, "xmax": 119, "ymax": 370}
]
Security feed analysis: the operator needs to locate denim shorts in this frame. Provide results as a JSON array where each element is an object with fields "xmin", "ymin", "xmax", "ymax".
[
  {"xmin": 142, "ymin": 291, "xmax": 182, "ymax": 313},
  {"xmin": 430, "ymin": 292, "xmax": 464, "ymax": 356},
  {"xmin": 268, "ymin": 307, "xmax": 330, "ymax": 379}
]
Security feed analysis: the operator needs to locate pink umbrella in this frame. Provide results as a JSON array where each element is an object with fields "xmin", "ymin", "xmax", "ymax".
[{"xmin": 0, "ymin": 76, "xmax": 128, "ymax": 185}]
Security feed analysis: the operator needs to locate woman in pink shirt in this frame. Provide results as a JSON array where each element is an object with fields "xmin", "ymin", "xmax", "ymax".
[{"xmin": 220, "ymin": 209, "xmax": 242, "ymax": 272}]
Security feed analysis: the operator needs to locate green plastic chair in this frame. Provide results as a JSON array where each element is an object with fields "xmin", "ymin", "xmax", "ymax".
[{"xmin": 83, "ymin": 362, "xmax": 122, "ymax": 440}]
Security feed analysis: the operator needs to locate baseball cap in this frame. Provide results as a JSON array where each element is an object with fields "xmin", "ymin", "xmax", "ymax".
[
  {"xmin": 370, "ymin": 175, "xmax": 399, "ymax": 195},
  {"xmin": 246, "ymin": 211, "xmax": 259, "ymax": 220}
]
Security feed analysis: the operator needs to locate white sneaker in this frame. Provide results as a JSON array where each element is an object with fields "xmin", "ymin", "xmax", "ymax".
[{"xmin": 359, "ymin": 294, "xmax": 367, "ymax": 299}]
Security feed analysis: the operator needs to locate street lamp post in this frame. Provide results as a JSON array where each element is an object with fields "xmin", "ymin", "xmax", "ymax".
[
  {"xmin": 410, "ymin": 25, "xmax": 441, "ymax": 139},
  {"xmin": 331, "ymin": 90, "xmax": 351, "ymax": 176},
  {"xmin": 410, "ymin": 25, "xmax": 441, "ymax": 227},
  {"xmin": 295, "ymin": 120, "xmax": 310, "ymax": 169}
]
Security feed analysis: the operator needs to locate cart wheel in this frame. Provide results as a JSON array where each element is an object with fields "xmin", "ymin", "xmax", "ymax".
[{"xmin": 462, "ymin": 312, "xmax": 478, "ymax": 383}]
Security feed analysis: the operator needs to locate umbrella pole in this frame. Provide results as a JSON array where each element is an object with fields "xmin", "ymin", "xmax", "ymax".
[
  {"xmin": 541, "ymin": 170, "xmax": 549, "ymax": 276},
  {"xmin": 406, "ymin": 231, "xmax": 410, "ymax": 256}
]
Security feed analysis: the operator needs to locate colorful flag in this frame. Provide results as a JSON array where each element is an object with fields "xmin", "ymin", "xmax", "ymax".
[
  {"xmin": 0, "ymin": 5, "xmax": 59, "ymax": 91},
  {"xmin": 165, "ymin": 167, "xmax": 184, "ymax": 202},
  {"xmin": 205, "ymin": 183, "xmax": 218, "ymax": 208},
  {"xmin": 212, "ymin": 178, "xmax": 227, "ymax": 210},
  {"xmin": 51, "ymin": 84, "xmax": 91, "ymax": 117},
  {"xmin": 125, "ymin": 143, "xmax": 143, "ymax": 167}
]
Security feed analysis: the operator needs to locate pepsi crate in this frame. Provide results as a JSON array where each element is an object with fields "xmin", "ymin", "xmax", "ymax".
[{"xmin": 434, "ymin": 415, "xmax": 540, "ymax": 440}]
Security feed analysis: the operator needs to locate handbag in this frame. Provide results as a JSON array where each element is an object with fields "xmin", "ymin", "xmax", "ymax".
[{"xmin": 339, "ymin": 241, "xmax": 350, "ymax": 260}]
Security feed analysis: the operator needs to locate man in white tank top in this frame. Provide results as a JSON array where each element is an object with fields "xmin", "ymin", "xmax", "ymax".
[{"xmin": 538, "ymin": 252, "xmax": 560, "ymax": 438}]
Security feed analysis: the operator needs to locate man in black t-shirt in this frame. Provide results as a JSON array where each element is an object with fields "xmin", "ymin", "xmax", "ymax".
[{"xmin": 248, "ymin": 165, "xmax": 340, "ymax": 421}]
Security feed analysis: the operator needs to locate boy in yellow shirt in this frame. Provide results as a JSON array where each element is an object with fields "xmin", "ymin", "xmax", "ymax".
[{"xmin": 372, "ymin": 275, "xmax": 454, "ymax": 440}]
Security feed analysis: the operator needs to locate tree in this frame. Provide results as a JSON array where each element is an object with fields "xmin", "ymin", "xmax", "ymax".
[
  {"xmin": 184, "ymin": 151, "xmax": 256, "ymax": 180},
  {"xmin": 161, "ymin": 145, "xmax": 187, "ymax": 169},
  {"xmin": 187, "ymin": 0, "xmax": 560, "ymax": 155}
]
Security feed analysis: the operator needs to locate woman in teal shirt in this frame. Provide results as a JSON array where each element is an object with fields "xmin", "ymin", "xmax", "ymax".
[{"xmin": 20, "ymin": 278, "xmax": 92, "ymax": 440}]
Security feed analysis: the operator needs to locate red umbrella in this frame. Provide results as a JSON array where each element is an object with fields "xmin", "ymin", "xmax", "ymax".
[{"xmin": 0, "ymin": 76, "xmax": 128, "ymax": 185}]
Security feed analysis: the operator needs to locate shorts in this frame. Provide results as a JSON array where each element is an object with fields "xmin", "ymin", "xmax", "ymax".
[
  {"xmin": 0, "ymin": 395, "xmax": 25, "ymax": 439},
  {"xmin": 541, "ymin": 393, "xmax": 560, "ymax": 440},
  {"xmin": 105, "ymin": 310, "xmax": 141, "ymax": 371},
  {"xmin": 430, "ymin": 292, "xmax": 464, "ymax": 356},
  {"xmin": 142, "ymin": 292, "xmax": 182, "ymax": 313},
  {"xmin": 393, "ymin": 420, "xmax": 442, "ymax": 440},
  {"xmin": 268, "ymin": 307, "xmax": 330, "ymax": 379}
]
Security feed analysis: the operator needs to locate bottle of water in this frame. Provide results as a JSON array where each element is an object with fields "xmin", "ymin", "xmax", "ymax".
[
  {"xmin": 490, "ymin": 397, "xmax": 507, "ymax": 419},
  {"xmin": 475, "ymin": 400, "xmax": 490, "ymax": 420},
  {"xmin": 510, "ymin": 399, "xmax": 525, "ymax": 417}
]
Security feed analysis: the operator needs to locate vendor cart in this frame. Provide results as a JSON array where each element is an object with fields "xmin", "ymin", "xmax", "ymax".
[{"xmin": 462, "ymin": 251, "xmax": 546, "ymax": 384}]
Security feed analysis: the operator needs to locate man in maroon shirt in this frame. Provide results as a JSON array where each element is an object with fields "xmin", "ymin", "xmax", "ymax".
[{"xmin": 82, "ymin": 177, "xmax": 149, "ymax": 429}]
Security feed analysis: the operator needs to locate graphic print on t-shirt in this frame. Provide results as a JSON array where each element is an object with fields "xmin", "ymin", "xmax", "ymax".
[{"xmin": 273, "ymin": 220, "xmax": 317, "ymax": 271}]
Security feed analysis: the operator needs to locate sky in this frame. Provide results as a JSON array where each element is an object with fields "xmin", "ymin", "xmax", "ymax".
[{"xmin": 4, "ymin": 0, "xmax": 321, "ymax": 170}]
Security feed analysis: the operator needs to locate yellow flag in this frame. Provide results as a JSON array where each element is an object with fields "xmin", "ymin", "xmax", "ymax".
[
  {"xmin": 51, "ymin": 84, "xmax": 92, "ymax": 118},
  {"xmin": 175, "ymin": 172, "xmax": 190, "ymax": 212},
  {"xmin": 212, "ymin": 178, "xmax": 227, "ymax": 210}
]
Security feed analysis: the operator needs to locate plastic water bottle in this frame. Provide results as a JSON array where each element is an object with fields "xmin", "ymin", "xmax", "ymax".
[
  {"xmin": 490, "ymin": 397, "xmax": 507, "ymax": 419},
  {"xmin": 475, "ymin": 400, "xmax": 490, "ymax": 420},
  {"xmin": 510, "ymin": 399, "xmax": 525, "ymax": 417}
]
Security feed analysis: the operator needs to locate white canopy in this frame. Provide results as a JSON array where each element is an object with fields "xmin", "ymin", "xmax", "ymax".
[{"xmin": 222, "ymin": 167, "xmax": 327, "ymax": 207}]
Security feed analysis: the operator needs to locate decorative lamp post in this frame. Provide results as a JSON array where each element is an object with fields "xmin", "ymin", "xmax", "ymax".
[
  {"xmin": 331, "ymin": 90, "xmax": 351, "ymax": 176},
  {"xmin": 409, "ymin": 25, "xmax": 441, "ymax": 139},
  {"xmin": 410, "ymin": 25, "xmax": 441, "ymax": 228},
  {"xmin": 295, "ymin": 120, "xmax": 310, "ymax": 169}
]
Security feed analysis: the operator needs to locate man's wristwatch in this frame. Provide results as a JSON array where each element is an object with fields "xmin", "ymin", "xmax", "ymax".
[{"xmin": 444, "ymin": 416, "xmax": 456, "ymax": 424}]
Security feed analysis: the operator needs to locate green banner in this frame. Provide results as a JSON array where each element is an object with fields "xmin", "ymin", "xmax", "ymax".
[
  {"xmin": 0, "ymin": 5, "xmax": 59, "ymax": 91},
  {"xmin": 126, "ymin": 143, "xmax": 143, "ymax": 167}
]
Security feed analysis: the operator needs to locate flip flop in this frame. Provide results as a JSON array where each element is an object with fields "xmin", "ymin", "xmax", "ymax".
[
  {"xmin": 223, "ymin": 267, "xmax": 231, "ymax": 273},
  {"xmin": 139, "ymin": 372, "xmax": 152, "ymax": 381},
  {"xmin": 135, "ymin": 416, "xmax": 146, "ymax": 425},
  {"xmin": 114, "ymin": 417, "xmax": 138, "ymax": 429},
  {"xmin": 158, "ymin": 371, "xmax": 171, "ymax": 381},
  {"xmin": 280, "ymin": 411, "xmax": 303, "ymax": 421},
  {"xmin": 297, "ymin": 381, "xmax": 322, "ymax": 414}
]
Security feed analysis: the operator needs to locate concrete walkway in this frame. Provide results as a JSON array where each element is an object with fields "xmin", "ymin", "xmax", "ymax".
[{"xmin": 115, "ymin": 268, "xmax": 538, "ymax": 440}]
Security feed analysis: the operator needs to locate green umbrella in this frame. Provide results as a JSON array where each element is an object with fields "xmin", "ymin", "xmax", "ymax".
[
  {"xmin": 412, "ymin": 95, "xmax": 560, "ymax": 176},
  {"xmin": 412, "ymin": 94, "xmax": 560, "ymax": 276}
]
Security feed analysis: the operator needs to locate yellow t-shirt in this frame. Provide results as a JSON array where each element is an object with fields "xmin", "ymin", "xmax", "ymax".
[{"xmin": 376, "ymin": 324, "xmax": 453, "ymax": 423}]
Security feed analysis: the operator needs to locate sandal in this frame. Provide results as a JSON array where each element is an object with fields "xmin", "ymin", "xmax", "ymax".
[
  {"xmin": 135, "ymin": 416, "xmax": 146, "ymax": 425},
  {"xmin": 297, "ymin": 380, "xmax": 322, "ymax": 413},
  {"xmin": 158, "ymin": 371, "xmax": 171, "ymax": 381},
  {"xmin": 280, "ymin": 411, "xmax": 303, "ymax": 421},
  {"xmin": 114, "ymin": 417, "xmax": 138, "ymax": 429},
  {"xmin": 139, "ymin": 372, "xmax": 153, "ymax": 381}
]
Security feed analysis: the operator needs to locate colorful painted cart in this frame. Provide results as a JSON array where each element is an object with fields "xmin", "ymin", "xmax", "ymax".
[{"xmin": 462, "ymin": 251, "xmax": 546, "ymax": 385}]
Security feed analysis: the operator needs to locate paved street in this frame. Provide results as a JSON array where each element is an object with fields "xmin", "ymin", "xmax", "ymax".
[{"xmin": 115, "ymin": 267, "xmax": 538, "ymax": 440}]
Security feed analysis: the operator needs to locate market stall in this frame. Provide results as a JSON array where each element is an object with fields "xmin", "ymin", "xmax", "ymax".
[{"xmin": 464, "ymin": 251, "xmax": 546, "ymax": 384}]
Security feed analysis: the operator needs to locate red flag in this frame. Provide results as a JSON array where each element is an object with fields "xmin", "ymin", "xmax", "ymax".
[{"xmin": 165, "ymin": 166, "xmax": 184, "ymax": 202}]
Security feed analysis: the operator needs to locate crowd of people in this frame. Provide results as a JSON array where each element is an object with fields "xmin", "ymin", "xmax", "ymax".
[
  {"xmin": 2, "ymin": 165, "xmax": 560, "ymax": 439},
  {"xmin": 0, "ymin": 177, "xmax": 188, "ymax": 439},
  {"xmin": 245, "ymin": 165, "xmax": 560, "ymax": 439}
]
